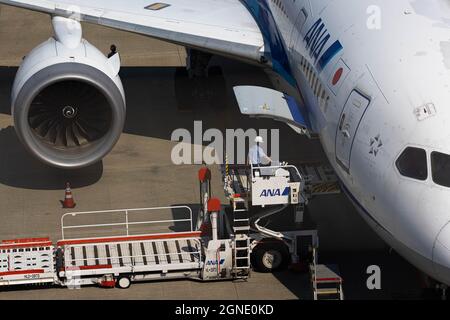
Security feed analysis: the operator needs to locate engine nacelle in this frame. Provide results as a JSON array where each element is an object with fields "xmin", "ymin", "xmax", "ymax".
[{"xmin": 11, "ymin": 18, "xmax": 126, "ymax": 169}]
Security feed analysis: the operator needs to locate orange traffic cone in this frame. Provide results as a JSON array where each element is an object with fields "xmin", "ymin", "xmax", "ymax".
[{"xmin": 62, "ymin": 183, "xmax": 76, "ymax": 209}]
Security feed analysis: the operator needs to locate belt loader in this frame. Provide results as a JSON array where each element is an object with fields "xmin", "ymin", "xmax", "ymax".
[{"xmin": 0, "ymin": 166, "xmax": 342, "ymax": 299}]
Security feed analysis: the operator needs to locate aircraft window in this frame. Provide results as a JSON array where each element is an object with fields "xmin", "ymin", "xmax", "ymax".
[
  {"xmin": 431, "ymin": 151, "xmax": 450, "ymax": 187},
  {"xmin": 396, "ymin": 147, "xmax": 427, "ymax": 180}
]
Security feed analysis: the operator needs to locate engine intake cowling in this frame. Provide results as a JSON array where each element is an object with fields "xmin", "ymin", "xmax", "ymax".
[{"xmin": 11, "ymin": 36, "xmax": 126, "ymax": 169}]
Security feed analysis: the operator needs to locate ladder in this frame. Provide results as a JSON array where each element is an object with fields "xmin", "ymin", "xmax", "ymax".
[
  {"xmin": 231, "ymin": 197, "xmax": 251, "ymax": 277},
  {"xmin": 310, "ymin": 262, "xmax": 344, "ymax": 300}
]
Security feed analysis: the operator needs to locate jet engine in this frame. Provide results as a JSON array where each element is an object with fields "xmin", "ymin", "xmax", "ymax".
[{"xmin": 11, "ymin": 17, "xmax": 126, "ymax": 169}]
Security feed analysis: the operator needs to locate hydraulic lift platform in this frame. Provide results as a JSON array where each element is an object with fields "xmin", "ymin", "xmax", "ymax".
[
  {"xmin": 222, "ymin": 162, "xmax": 344, "ymax": 300},
  {"xmin": 0, "ymin": 165, "xmax": 343, "ymax": 299}
]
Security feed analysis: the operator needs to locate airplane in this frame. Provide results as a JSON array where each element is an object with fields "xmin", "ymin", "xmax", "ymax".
[{"xmin": 1, "ymin": 0, "xmax": 450, "ymax": 291}]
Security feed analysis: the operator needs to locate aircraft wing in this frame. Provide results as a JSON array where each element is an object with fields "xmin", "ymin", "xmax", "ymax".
[{"xmin": 0, "ymin": 0, "xmax": 264, "ymax": 62}]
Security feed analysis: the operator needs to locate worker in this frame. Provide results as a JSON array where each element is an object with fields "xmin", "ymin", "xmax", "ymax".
[
  {"xmin": 108, "ymin": 44, "xmax": 117, "ymax": 58},
  {"xmin": 248, "ymin": 136, "xmax": 272, "ymax": 166}
]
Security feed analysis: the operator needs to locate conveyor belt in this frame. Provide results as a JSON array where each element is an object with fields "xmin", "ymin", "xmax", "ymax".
[{"xmin": 62, "ymin": 237, "xmax": 202, "ymax": 270}]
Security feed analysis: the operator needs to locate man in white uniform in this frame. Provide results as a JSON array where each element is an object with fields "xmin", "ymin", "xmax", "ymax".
[{"xmin": 248, "ymin": 136, "xmax": 272, "ymax": 166}]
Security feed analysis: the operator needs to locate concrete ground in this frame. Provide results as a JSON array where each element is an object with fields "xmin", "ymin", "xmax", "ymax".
[
  {"xmin": 0, "ymin": 6, "xmax": 425, "ymax": 300},
  {"xmin": 0, "ymin": 273, "xmax": 312, "ymax": 300},
  {"xmin": 0, "ymin": 5, "xmax": 187, "ymax": 67}
]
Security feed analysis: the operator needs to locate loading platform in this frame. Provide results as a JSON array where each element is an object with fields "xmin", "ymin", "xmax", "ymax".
[
  {"xmin": 0, "ymin": 165, "xmax": 344, "ymax": 299},
  {"xmin": 222, "ymin": 162, "xmax": 344, "ymax": 300},
  {"xmin": 223, "ymin": 161, "xmax": 341, "ymax": 202},
  {"xmin": 59, "ymin": 233, "xmax": 203, "ymax": 277}
]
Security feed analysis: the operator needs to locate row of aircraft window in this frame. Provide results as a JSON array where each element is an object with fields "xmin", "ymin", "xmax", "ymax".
[
  {"xmin": 271, "ymin": 0, "xmax": 288, "ymax": 17},
  {"xmin": 252, "ymin": 2, "xmax": 448, "ymax": 188},
  {"xmin": 396, "ymin": 147, "xmax": 450, "ymax": 188},
  {"xmin": 300, "ymin": 56, "xmax": 331, "ymax": 111}
]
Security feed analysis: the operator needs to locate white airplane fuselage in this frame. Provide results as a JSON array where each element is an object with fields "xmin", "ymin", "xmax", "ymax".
[
  {"xmin": 2, "ymin": 0, "xmax": 450, "ymax": 288},
  {"xmin": 249, "ymin": 0, "xmax": 450, "ymax": 285}
]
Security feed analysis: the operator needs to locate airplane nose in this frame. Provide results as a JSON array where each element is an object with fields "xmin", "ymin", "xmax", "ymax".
[{"xmin": 433, "ymin": 222, "xmax": 450, "ymax": 285}]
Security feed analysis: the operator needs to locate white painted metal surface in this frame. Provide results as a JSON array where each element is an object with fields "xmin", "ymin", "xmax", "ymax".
[
  {"xmin": 11, "ymin": 37, "xmax": 125, "ymax": 111},
  {"xmin": 0, "ymin": 0, "xmax": 264, "ymax": 62},
  {"xmin": 335, "ymin": 90, "xmax": 371, "ymax": 171},
  {"xmin": 59, "ymin": 235, "xmax": 203, "ymax": 280},
  {"xmin": 250, "ymin": 164, "xmax": 304, "ymax": 207},
  {"xmin": 3, "ymin": 0, "xmax": 450, "ymax": 287},
  {"xmin": 234, "ymin": 86, "xmax": 310, "ymax": 132},
  {"xmin": 0, "ymin": 239, "xmax": 56, "ymax": 286},
  {"xmin": 57, "ymin": 205, "xmax": 205, "ymax": 284}
]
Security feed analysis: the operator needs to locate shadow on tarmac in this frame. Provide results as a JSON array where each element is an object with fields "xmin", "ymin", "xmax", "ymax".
[
  {"xmin": 0, "ymin": 58, "xmax": 324, "ymax": 190},
  {"xmin": 0, "ymin": 59, "xmax": 428, "ymax": 299},
  {"xmin": 0, "ymin": 66, "xmax": 14, "ymax": 115},
  {"xmin": 0, "ymin": 126, "xmax": 103, "ymax": 190},
  {"xmin": 120, "ymin": 61, "xmax": 325, "ymax": 163},
  {"xmin": 271, "ymin": 249, "xmax": 427, "ymax": 300}
]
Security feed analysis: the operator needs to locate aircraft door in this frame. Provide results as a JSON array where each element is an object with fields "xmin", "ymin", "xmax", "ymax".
[{"xmin": 335, "ymin": 90, "xmax": 371, "ymax": 172}]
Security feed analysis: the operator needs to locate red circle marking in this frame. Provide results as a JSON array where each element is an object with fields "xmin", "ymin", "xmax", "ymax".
[{"xmin": 332, "ymin": 68, "xmax": 344, "ymax": 86}]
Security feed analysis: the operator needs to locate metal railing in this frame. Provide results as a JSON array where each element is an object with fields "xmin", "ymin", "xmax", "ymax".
[
  {"xmin": 61, "ymin": 206, "xmax": 193, "ymax": 240},
  {"xmin": 250, "ymin": 163, "xmax": 302, "ymax": 181},
  {"xmin": 222, "ymin": 164, "xmax": 251, "ymax": 197}
]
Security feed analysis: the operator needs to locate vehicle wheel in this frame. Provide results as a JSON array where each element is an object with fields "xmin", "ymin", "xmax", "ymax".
[
  {"xmin": 251, "ymin": 242, "xmax": 289, "ymax": 273},
  {"xmin": 117, "ymin": 276, "xmax": 131, "ymax": 289}
]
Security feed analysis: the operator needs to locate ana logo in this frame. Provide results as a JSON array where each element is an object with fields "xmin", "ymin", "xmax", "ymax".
[
  {"xmin": 304, "ymin": 18, "xmax": 343, "ymax": 71},
  {"xmin": 260, "ymin": 187, "xmax": 290, "ymax": 197},
  {"xmin": 206, "ymin": 259, "xmax": 225, "ymax": 266}
]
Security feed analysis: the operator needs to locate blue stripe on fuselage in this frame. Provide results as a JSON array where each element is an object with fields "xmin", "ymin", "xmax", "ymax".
[
  {"xmin": 284, "ymin": 94, "xmax": 312, "ymax": 129},
  {"xmin": 317, "ymin": 40, "xmax": 343, "ymax": 71},
  {"xmin": 241, "ymin": 0, "xmax": 296, "ymax": 87}
]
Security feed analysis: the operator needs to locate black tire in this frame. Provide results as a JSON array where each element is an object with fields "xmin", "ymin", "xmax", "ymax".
[
  {"xmin": 251, "ymin": 242, "xmax": 290, "ymax": 273},
  {"xmin": 117, "ymin": 276, "xmax": 131, "ymax": 289}
]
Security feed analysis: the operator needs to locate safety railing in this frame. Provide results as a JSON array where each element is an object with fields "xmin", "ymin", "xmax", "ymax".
[
  {"xmin": 61, "ymin": 206, "xmax": 193, "ymax": 240},
  {"xmin": 250, "ymin": 163, "xmax": 302, "ymax": 181},
  {"xmin": 222, "ymin": 163, "xmax": 251, "ymax": 198}
]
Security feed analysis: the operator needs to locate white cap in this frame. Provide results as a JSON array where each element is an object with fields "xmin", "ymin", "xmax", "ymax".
[{"xmin": 255, "ymin": 136, "xmax": 264, "ymax": 144}]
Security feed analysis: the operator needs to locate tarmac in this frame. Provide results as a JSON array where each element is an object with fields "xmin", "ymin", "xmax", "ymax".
[{"xmin": 0, "ymin": 6, "xmax": 426, "ymax": 300}]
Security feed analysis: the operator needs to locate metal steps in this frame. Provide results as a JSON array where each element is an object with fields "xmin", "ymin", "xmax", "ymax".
[
  {"xmin": 231, "ymin": 197, "xmax": 251, "ymax": 277},
  {"xmin": 311, "ymin": 264, "xmax": 344, "ymax": 300},
  {"xmin": 233, "ymin": 234, "xmax": 250, "ymax": 276},
  {"xmin": 316, "ymin": 288, "xmax": 340, "ymax": 295}
]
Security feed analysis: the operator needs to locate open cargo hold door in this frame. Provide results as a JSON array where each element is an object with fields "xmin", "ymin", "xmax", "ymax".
[{"xmin": 233, "ymin": 86, "xmax": 312, "ymax": 134}]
